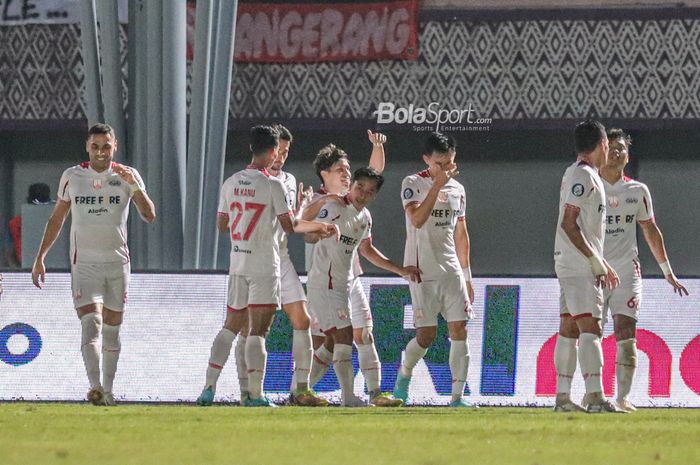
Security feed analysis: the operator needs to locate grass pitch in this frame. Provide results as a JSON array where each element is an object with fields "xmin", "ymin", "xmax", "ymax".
[{"xmin": 0, "ymin": 404, "xmax": 698, "ymax": 465}]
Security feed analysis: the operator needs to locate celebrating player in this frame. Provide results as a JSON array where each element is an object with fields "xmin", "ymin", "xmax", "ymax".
[
  {"xmin": 306, "ymin": 164, "xmax": 420, "ymax": 406},
  {"xmin": 392, "ymin": 132, "xmax": 476, "ymax": 408},
  {"xmin": 598, "ymin": 128, "xmax": 688, "ymax": 412},
  {"xmin": 553, "ymin": 120, "xmax": 621, "ymax": 413},
  {"xmin": 197, "ymin": 125, "xmax": 337, "ymax": 407},
  {"xmin": 31, "ymin": 123, "xmax": 156, "ymax": 406}
]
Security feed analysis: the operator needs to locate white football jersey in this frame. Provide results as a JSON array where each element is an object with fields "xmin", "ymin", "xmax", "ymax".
[
  {"xmin": 57, "ymin": 162, "xmax": 145, "ymax": 264},
  {"xmin": 554, "ymin": 161, "xmax": 606, "ymax": 278},
  {"xmin": 603, "ymin": 176, "xmax": 654, "ymax": 275},
  {"xmin": 401, "ymin": 170, "xmax": 466, "ymax": 281},
  {"xmin": 307, "ymin": 196, "xmax": 372, "ymax": 291},
  {"xmin": 274, "ymin": 170, "xmax": 297, "ymax": 259},
  {"xmin": 218, "ymin": 165, "xmax": 292, "ymax": 277}
]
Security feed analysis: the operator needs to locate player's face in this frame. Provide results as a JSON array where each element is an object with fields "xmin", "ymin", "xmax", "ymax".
[
  {"xmin": 322, "ymin": 158, "xmax": 351, "ymax": 194},
  {"xmin": 271, "ymin": 139, "xmax": 290, "ymax": 174},
  {"xmin": 86, "ymin": 133, "xmax": 117, "ymax": 173},
  {"xmin": 424, "ymin": 150, "xmax": 456, "ymax": 177},
  {"xmin": 349, "ymin": 178, "xmax": 379, "ymax": 208},
  {"xmin": 262, "ymin": 144, "xmax": 280, "ymax": 169},
  {"xmin": 606, "ymin": 136, "xmax": 629, "ymax": 171}
]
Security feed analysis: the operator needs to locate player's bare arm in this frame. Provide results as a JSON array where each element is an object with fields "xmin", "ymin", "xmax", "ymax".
[
  {"xmin": 406, "ymin": 164, "xmax": 457, "ymax": 229},
  {"xmin": 358, "ymin": 238, "xmax": 421, "ymax": 282},
  {"xmin": 639, "ymin": 221, "xmax": 689, "ymax": 296},
  {"xmin": 278, "ymin": 213, "xmax": 339, "ymax": 239},
  {"xmin": 295, "ymin": 182, "xmax": 314, "ymax": 215},
  {"xmin": 561, "ymin": 206, "xmax": 619, "ymax": 289},
  {"xmin": 31, "ymin": 199, "xmax": 71, "ymax": 289},
  {"xmin": 113, "ymin": 164, "xmax": 156, "ymax": 223},
  {"xmin": 300, "ymin": 194, "xmax": 344, "ymax": 221},
  {"xmin": 455, "ymin": 217, "xmax": 475, "ymax": 303},
  {"xmin": 217, "ymin": 213, "xmax": 229, "ymax": 234},
  {"xmin": 367, "ymin": 129, "xmax": 386, "ymax": 174}
]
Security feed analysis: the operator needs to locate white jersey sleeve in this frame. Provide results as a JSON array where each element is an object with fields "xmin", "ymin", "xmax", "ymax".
[{"xmin": 636, "ymin": 183, "xmax": 654, "ymax": 223}]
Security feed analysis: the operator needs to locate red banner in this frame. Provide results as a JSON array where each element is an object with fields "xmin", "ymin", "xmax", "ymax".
[{"xmin": 187, "ymin": 1, "xmax": 419, "ymax": 63}]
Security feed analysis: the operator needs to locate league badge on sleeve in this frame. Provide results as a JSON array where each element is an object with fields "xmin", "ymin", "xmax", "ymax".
[
  {"xmin": 319, "ymin": 208, "xmax": 329, "ymax": 219},
  {"xmin": 571, "ymin": 183, "xmax": 584, "ymax": 197},
  {"xmin": 403, "ymin": 188, "xmax": 414, "ymax": 199}
]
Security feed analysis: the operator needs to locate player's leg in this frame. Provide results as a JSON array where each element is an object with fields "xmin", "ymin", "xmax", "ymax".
[
  {"xmin": 73, "ymin": 263, "xmax": 106, "ymax": 405},
  {"xmin": 234, "ymin": 324, "xmax": 249, "ymax": 402},
  {"xmin": 608, "ymin": 274, "xmax": 640, "ymax": 412},
  {"xmin": 198, "ymin": 275, "xmax": 249, "ymax": 406},
  {"xmin": 307, "ymin": 288, "xmax": 334, "ymax": 388},
  {"xmin": 394, "ymin": 281, "xmax": 434, "ymax": 404},
  {"xmin": 99, "ymin": 262, "xmax": 129, "ymax": 406},
  {"xmin": 443, "ymin": 276, "xmax": 477, "ymax": 408},
  {"xmin": 331, "ymin": 326, "xmax": 363, "ymax": 406},
  {"xmin": 245, "ymin": 304, "xmax": 277, "ymax": 406},
  {"xmin": 553, "ymin": 280, "xmax": 584, "ymax": 411},
  {"xmin": 285, "ymin": 300, "xmax": 327, "ymax": 406},
  {"xmin": 350, "ymin": 279, "xmax": 398, "ymax": 405}
]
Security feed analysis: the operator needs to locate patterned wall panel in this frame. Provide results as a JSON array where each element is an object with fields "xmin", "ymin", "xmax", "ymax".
[{"xmin": 1, "ymin": 13, "xmax": 699, "ymax": 125}]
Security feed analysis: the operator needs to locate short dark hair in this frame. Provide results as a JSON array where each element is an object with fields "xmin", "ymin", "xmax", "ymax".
[
  {"xmin": 27, "ymin": 183, "xmax": 51, "ymax": 204},
  {"xmin": 574, "ymin": 120, "xmax": 606, "ymax": 154},
  {"xmin": 352, "ymin": 166, "xmax": 384, "ymax": 191},
  {"xmin": 423, "ymin": 132, "xmax": 456, "ymax": 156},
  {"xmin": 273, "ymin": 123, "xmax": 293, "ymax": 143},
  {"xmin": 87, "ymin": 123, "xmax": 115, "ymax": 139},
  {"xmin": 607, "ymin": 128, "xmax": 632, "ymax": 147},
  {"xmin": 313, "ymin": 144, "xmax": 348, "ymax": 184},
  {"xmin": 250, "ymin": 125, "xmax": 279, "ymax": 155}
]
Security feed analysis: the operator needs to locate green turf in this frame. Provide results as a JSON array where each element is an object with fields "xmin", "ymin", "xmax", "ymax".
[{"xmin": 0, "ymin": 404, "xmax": 698, "ymax": 465}]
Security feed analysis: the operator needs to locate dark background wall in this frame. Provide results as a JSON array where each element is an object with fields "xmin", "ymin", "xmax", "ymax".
[{"xmin": 4, "ymin": 127, "xmax": 699, "ymax": 276}]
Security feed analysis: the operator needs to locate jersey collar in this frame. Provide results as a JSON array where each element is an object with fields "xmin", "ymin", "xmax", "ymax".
[{"xmin": 246, "ymin": 164, "xmax": 270, "ymax": 177}]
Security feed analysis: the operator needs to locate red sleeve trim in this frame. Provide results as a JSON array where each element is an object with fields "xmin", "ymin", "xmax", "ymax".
[
  {"xmin": 457, "ymin": 216, "xmax": 466, "ymax": 222},
  {"xmin": 638, "ymin": 217, "xmax": 655, "ymax": 225},
  {"xmin": 564, "ymin": 203, "xmax": 581, "ymax": 212},
  {"xmin": 404, "ymin": 201, "xmax": 419, "ymax": 210},
  {"xmin": 217, "ymin": 212, "xmax": 228, "ymax": 218}
]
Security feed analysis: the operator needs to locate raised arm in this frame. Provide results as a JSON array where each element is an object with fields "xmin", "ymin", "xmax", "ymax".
[
  {"xmin": 32, "ymin": 200, "xmax": 71, "ymax": 288},
  {"xmin": 367, "ymin": 130, "xmax": 386, "ymax": 174},
  {"xmin": 405, "ymin": 167, "xmax": 454, "ymax": 229}
]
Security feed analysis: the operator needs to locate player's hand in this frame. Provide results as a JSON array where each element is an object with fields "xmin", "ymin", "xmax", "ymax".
[
  {"xmin": 466, "ymin": 280, "xmax": 475, "ymax": 303},
  {"xmin": 367, "ymin": 129, "xmax": 387, "ymax": 146},
  {"xmin": 297, "ymin": 182, "xmax": 314, "ymax": 210},
  {"xmin": 113, "ymin": 163, "xmax": 136, "ymax": 186},
  {"xmin": 318, "ymin": 223, "xmax": 340, "ymax": 240},
  {"xmin": 665, "ymin": 274, "xmax": 689, "ymax": 296},
  {"xmin": 603, "ymin": 261, "xmax": 619, "ymax": 290},
  {"xmin": 31, "ymin": 259, "xmax": 46, "ymax": 289},
  {"xmin": 400, "ymin": 265, "xmax": 422, "ymax": 282},
  {"xmin": 434, "ymin": 163, "xmax": 458, "ymax": 189}
]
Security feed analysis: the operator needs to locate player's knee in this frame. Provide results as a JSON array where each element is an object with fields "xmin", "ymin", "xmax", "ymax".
[
  {"xmin": 416, "ymin": 332, "xmax": 435, "ymax": 348},
  {"xmin": 290, "ymin": 313, "xmax": 311, "ymax": 330}
]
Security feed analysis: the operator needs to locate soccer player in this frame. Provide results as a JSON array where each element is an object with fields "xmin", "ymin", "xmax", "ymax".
[
  {"xmin": 197, "ymin": 125, "xmax": 337, "ymax": 407},
  {"xmin": 252, "ymin": 123, "xmax": 327, "ymax": 406},
  {"xmin": 553, "ymin": 120, "xmax": 621, "ymax": 413},
  {"xmin": 599, "ymin": 128, "xmax": 688, "ymax": 412},
  {"xmin": 31, "ymin": 123, "xmax": 156, "ymax": 406},
  {"xmin": 304, "ymin": 135, "xmax": 404, "ymax": 406},
  {"xmin": 306, "ymin": 165, "xmax": 420, "ymax": 406},
  {"xmin": 392, "ymin": 132, "xmax": 476, "ymax": 408}
]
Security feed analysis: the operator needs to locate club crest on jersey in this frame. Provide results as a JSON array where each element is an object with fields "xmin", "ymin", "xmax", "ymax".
[
  {"xmin": 571, "ymin": 183, "xmax": 584, "ymax": 197},
  {"xmin": 93, "ymin": 179, "xmax": 103, "ymax": 190},
  {"xmin": 319, "ymin": 209, "xmax": 329, "ymax": 219},
  {"xmin": 437, "ymin": 191, "xmax": 449, "ymax": 203},
  {"xmin": 403, "ymin": 188, "xmax": 414, "ymax": 199},
  {"xmin": 608, "ymin": 196, "xmax": 620, "ymax": 208}
]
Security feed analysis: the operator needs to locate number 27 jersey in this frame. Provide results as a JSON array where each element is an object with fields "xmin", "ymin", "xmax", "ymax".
[{"xmin": 218, "ymin": 166, "xmax": 292, "ymax": 277}]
